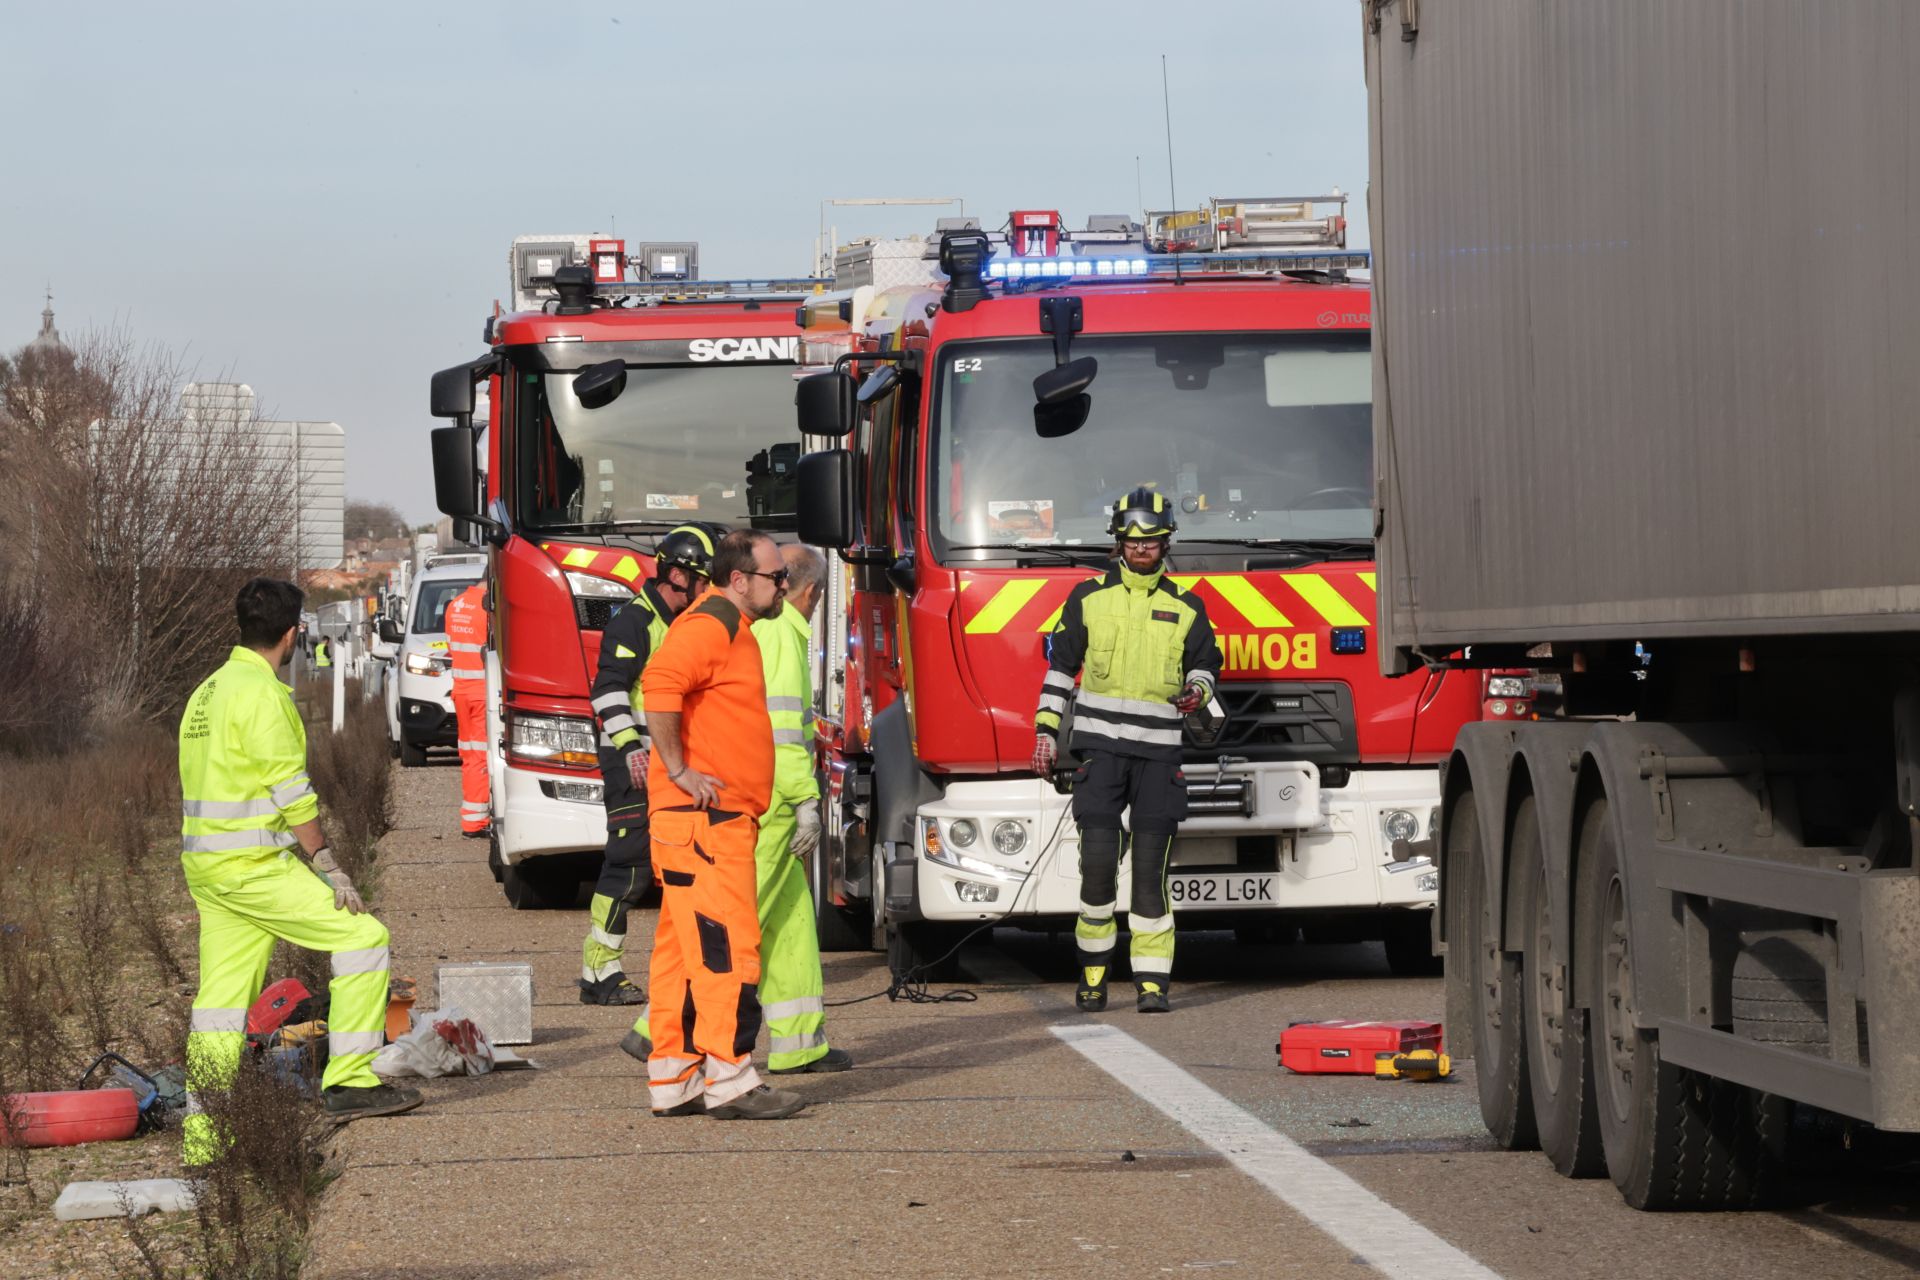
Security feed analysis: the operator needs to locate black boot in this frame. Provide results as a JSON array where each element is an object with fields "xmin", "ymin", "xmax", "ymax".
[
  {"xmin": 1136, "ymin": 981, "xmax": 1170, "ymax": 1014},
  {"xmin": 578, "ymin": 974, "xmax": 647, "ymax": 1006}
]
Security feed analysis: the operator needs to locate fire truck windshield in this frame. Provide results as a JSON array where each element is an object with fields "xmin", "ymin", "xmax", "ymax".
[
  {"xmin": 513, "ymin": 364, "xmax": 800, "ymax": 532},
  {"xmin": 931, "ymin": 333, "xmax": 1371, "ymax": 556}
]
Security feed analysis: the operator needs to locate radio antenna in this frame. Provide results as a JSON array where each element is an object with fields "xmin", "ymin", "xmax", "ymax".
[{"xmin": 1161, "ymin": 55, "xmax": 1178, "ymax": 210}]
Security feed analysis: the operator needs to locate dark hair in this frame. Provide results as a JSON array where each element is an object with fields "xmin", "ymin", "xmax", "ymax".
[
  {"xmin": 710, "ymin": 529, "xmax": 774, "ymax": 588},
  {"xmin": 237, "ymin": 577, "xmax": 305, "ymax": 648}
]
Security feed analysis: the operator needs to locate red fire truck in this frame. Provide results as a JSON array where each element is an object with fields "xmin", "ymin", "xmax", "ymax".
[
  {"xmin": 427, "ymin": 233, "xmax": 818, "ymax": 906},
  {"xmin": 791, "ymin": 199, "xmax": 1486, "ymax": 976}
]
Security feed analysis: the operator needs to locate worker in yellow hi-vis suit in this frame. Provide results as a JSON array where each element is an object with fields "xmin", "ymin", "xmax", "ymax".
[
  {"xmin": 757, "ymin": 544, "xmax": 850, "ymax": 1075},
  {"xmin": 178, "ymin": 577, "xmax": 421, "ymax": 1164}
]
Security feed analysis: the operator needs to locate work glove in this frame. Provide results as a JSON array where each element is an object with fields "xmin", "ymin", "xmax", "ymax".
[
  {"xmin": 626, "ymin": 746, "xmax": 649, "ymax": 792},
  {"xmin": 1030, "ymin": 734, "xmax": 1057, "ymax": 776},
  {"xmin": 311, "ymin": 846, "xmax": 365, "ymax": 915},
  {"xmin": 1172, "ymin": 682, "xmax": 1207, "ymax": 715},
  {"xmin": 790, "ymin": 802, "xmax": 823, "ymax": 859}
]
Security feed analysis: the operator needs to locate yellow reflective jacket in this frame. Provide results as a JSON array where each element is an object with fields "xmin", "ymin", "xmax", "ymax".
[
  {"xmin": 178, "ymin": 646, "xmax": 318, "ymax": 880},
  {"xmin": 757, "ymin": 600, "xmax": 820, "ymax": 809}
]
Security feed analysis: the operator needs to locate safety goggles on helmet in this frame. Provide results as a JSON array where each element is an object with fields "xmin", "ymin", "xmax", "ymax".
[{"xmin": 1108, "ymin": 488, "xmax": 1176, "ymax": 539}]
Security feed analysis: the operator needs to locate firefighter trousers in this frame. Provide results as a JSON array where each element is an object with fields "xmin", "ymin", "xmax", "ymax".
[
  {"xmin": 755, "ymin": 802, "xmax": 830, "ymax": 1072},
  {"xmin": 453, "ymin": 684, "xmax": 489, "ymax": 834},
  {"xmin": 584, "ymin": 749, "xmax": 652, "ymax": 986},
  {"xmin": 644, "ymin": 807, "xmax": 764, "ymax": 1110},
  {"xmin": 182, "ymin": 854, "xmax": 390, "ymax": 1165},
  {"xmin": 1072, "ymin": 752, "xmax": 1185, "ymax": 994}
]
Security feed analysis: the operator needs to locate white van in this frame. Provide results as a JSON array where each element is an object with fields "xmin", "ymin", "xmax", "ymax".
[{"xmin": 382, "ymin": 560, "xmax": 483, "ymax": 766}]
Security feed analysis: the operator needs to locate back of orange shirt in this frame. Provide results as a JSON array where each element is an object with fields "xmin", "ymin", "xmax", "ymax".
[{"xmin": 640, "ymin": 590, "xmax": 774, "ymax": 816}]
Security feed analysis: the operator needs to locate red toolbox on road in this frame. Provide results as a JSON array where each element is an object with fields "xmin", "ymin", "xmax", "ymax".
[{"xmin": 1278, "ymin": 1020, "xmax": 1443, "ymax": 1074}]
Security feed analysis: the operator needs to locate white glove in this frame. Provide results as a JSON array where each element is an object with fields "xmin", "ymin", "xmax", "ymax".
[
  {"xmin": 790, "ymin": 802, "xmax": 823, "ymax": 859},
  {"xmin": 312, "ymin": 846, "xmax": 366, "ymax": 915}
]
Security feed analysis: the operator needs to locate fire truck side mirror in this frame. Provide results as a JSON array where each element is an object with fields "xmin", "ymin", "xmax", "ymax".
[
  {"xmin": 796, "ymin": 449, "xmax": 855, "ymax": 550},
  {"xmin": 430, "ymin": 426, "xmax": 480, "ymax": 521},
  {"xmin": 796, "ymin": 371, "xmax": 856, "ymax": 438},
  {"xmin": 429, "ymin": 363, "xmax": 478, "ymax": 420}
]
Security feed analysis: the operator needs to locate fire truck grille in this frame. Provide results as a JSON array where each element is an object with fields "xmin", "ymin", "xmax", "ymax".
[
  {"xmin": 575, "ymin": 598, "xmax": 619, "ymax": 632},
  {"xmin": 1198, "ymin": 681, "xmax": 1358, "ymax": 765}
]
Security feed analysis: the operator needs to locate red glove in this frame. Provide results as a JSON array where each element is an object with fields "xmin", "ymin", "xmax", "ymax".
[
  {"xmin": 1172, "ymin": 682, "xmax": 1206, "ymax": 714},
  {"xmin": 626, "ymin": 747, "xmax": 649, "ymax": 791},
  {"xmin": 1031, "ymin": 734, "xmax": 1057, "ymax": 775}
]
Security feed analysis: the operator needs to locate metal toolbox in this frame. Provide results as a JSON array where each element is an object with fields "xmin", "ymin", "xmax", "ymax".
[{"xmin": 435, "ymin": 962, "xmax": 534, "ymax": 1045}]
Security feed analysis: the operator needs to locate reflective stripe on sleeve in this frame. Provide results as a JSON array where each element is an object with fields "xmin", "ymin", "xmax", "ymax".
[
  {"xmin": 189, "ymin": 1007, "xmax": 248, "ymax": 1034},
  {"xmin": 271, "ymin": 774, "xmax": 315, "ymax": 808},
  {"xmin": 1183, "ymin": 670, "xmax": 1217, "ymax": 692},
  {"xmin": 766, "ymin": 696, "xmax": 805, "ymax": 713},
  {"xmin": 600, "ymin": 712, "xmax": 638, "ymax": 736},
  {"xmin": 331, "ymin": 946, "xmax": 390, "ymax": 976},
  {"xmin": 592, "ymin": 691, "xmax": 631, "ymax": 715},
  {"xmin": 182, "ymin": 829, "xmax": 297, "ymax": 854},
  {"xmin": 772, "ymin": 727, "xmax": 807, "ymax": 746},
  {"xmin": 1042, "ymin": 670, "xmax": 1076, "ymax": 694},
  {"xmin": 182, "ymin": 797, "xmax": 281, "ymax": 820}
]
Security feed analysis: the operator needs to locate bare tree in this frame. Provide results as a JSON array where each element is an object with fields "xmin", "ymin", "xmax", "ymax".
[{"xmin": 0, "ymin": 327, "xmax": 302, "ymax": 745}]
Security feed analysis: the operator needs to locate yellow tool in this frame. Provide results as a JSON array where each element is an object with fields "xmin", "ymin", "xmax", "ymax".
[{"xmin": 1374, "ymin": 1049, "xmax": 1452, "ymax": 1082}]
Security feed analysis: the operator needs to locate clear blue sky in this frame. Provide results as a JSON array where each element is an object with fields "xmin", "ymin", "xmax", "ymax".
[{"xmin": 1, "ymin": 1, "xmax": 1369, "ymax": 524}]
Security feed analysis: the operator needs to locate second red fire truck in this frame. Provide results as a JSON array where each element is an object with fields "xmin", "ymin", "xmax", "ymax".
[{"xmin": 792, "ymin": 198, "xmax": 1487, "ymax": 975}]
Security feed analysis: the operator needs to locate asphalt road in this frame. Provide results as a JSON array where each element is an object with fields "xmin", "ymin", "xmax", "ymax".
[{"xmin": 304, "ymin": 764, "xmax": 1920, "ymax": 1280}]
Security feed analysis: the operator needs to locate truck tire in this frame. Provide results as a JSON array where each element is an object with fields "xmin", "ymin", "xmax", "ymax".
[
  {"xmin": 388, "ymin": 733, "xmax": 402, "ymax": 761},
  {"xmin": 1520, "ymin": 799, "xmax": 1604, "ymax": 1177},
  {"xmin": 1460, "ymin": 798, "xmax": 1538, "ymax": 1150},
  {"xmin": 1581, "ymin": 795, "xmax": 1781, "ymax": 1209},
  {"xmin": 400, "ymin": 739, "xmax": 427, "ymax": 768},
  {"xmin": 810, "ymin": 827, "xmax": 869, "ymax": 953},
  {"xmin": 1731, "ymin": 929, "xmax": 1829, "ymax": 1050},
  {"xmin": 502, "ymin": 860, "xmax": 572, "ymax": 910},
  {"xmin": 1383, "ymin": 914, "xmax": 1443, "ymax": 977},
  {"xmin": 887, "ymin": 920, "xmax": 964, "ymax": 985}
]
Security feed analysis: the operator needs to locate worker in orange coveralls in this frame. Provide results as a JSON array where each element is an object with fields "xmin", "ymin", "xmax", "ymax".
[
  {"xmin": 443, "ymin": 580, "xmax": 491, "ymax": 837},
  {"xmin": 638, "ymin": 529, "xmax": 803, "ymax": 1120}
]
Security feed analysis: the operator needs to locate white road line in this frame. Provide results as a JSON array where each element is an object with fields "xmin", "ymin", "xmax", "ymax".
[{"xmin": 1052, "ymin": 1023, "xmax": 1502, "ymax": 1279}]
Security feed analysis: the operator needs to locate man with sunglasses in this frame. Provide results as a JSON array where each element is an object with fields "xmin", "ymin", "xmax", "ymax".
[
  {"xmin": 579, "ymin": 523, "xmax": 723, "ymax": 1009},
  {"xmin": 637, "ymin": 529, "xmax": 805, "ymax": 1118}
]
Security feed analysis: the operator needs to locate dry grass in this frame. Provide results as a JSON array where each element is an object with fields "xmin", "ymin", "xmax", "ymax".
[{"xmin": 0, "ymin": 680, "xmax": 394, "ymax": 1279}]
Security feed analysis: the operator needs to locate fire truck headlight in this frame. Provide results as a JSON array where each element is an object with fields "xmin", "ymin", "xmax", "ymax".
[
  {"xmin": 564, "ymin": 572, "xmax": 634, "ymax": 602},
  {"xmin": 1381, "ymin": 809, "xmax": 1421, "ymax": 845},
  {"xmin": 947, "ymin": 819, "xmax": 978, "ymax": 849},
  {"xmin": 1487, "ymin": 676, "xmax": 1528, "ymax": 698},
  {"xmin": 1417, "ymin": 871, "xmax": 1440, "ymax": 895},
  {"xmin": 956, "ymin": 882, "xmax": 999, "ymax": 904},
  {"xmin": 991, "ymin": 820, "xmax": 1027, "ymax": 856},
  {"xmin": 507, "ymin": 712, "xmax": 598, "ymax": 770}
]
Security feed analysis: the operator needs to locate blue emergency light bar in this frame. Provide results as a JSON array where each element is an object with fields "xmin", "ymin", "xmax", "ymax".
[{"xmin": 986, "ymin": 249, "xmax": 1371, "ymax": 281}]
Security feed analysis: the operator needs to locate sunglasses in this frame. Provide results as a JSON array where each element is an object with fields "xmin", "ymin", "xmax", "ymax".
[{"xmin": 741, "ymin": 567, "xmax": 790, "ymax": 586}]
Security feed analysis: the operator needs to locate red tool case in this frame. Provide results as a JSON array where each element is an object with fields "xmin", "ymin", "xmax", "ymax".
[{"xmin": 1278, "ymin": 1020, "xmax": 1443, "ymax": 1074}]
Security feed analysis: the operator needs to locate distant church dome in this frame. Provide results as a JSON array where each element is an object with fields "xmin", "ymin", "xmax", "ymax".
[{"xmin": 26, "ymin": 286, "xmax": 67, "ymax": 355}]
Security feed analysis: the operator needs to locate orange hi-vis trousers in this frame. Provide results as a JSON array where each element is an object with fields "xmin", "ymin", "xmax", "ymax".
[
  {"xmin": 453, "ymin": 684, "xmax": 489, "ymax": 834},
  {"xmin": 645, "ymin": 806, "xmax": 764, "ymax": 1111}
]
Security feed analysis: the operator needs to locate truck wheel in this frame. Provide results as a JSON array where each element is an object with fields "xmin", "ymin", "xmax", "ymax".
[
  {"xmin": 387, "ymin": 733, "xmax": 401, "ymax": 761},
  {"xmin": 400, "ymin": 739, "xmax": 427, "ymax": 768},
  {"xmin": 502, "ymin": 860, "xmax": 571, "ymax": 910},
  {"xmin": 887, "ymin": 921, "xmax": 963, "ymax": 985},
  {"xmin": 1383, "ymin": 914, "xmax": 1442, "ymax": 976},
  {"xmin": 1581, "ymin": 795, "xmax": 1779, "ymax": 1209},
  {"xmin": 1520, "ymin": 799, "xmax": 1603, "ymax": 1177},
  {"xmin": 1461, "ymin": 799, "xmax": 1538, "ymax": 1150},
  {"xmin": 810, "ymin": 832, "xmax": 869, "ymax": 953}
]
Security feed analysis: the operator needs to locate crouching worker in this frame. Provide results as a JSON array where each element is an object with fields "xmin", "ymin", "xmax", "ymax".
[{"xmin": 178, "ymin": 577, "xmax": 420, "ymax": 1164}]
